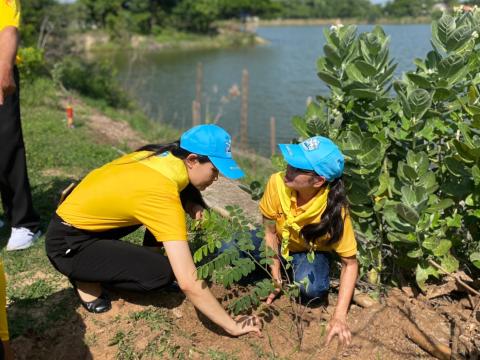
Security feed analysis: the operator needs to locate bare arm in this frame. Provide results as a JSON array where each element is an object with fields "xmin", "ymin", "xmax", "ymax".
[
  {"xmin": 263, "ymin": 216, "xmax": 282, "ymax": 304},
  {"xmin": 163, "ymin": 240, "xmax": 261, "ymax": 336},
  {"xmin": 326, "ymin": 255, "xmax": 358, "ymax": 346},
  {"xmin": 0, "ymin": 26, "xmax": 19, "ymax": 105}
]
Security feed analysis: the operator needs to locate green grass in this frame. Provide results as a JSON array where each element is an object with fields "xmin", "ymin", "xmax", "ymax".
[{"xmin": 1, "ymin": 75, "xmax": 272, "ymax": 348}]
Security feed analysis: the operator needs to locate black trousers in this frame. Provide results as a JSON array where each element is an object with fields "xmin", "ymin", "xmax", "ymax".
[
  {"xmin": 45, "ymin": 214, "xmax": 174, "ymax": 292},
  {"xmin": 0, "ymin": 67, "xmax": 39, "ymax": 230}
]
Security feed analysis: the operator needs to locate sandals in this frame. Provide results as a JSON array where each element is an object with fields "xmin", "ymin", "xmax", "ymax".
[{"xmin": 69, "ymin": 279, "xmax": 111, "ymax": 313}]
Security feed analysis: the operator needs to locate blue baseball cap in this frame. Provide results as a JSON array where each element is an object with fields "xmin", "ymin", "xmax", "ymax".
[
  {"xmin": 278, "ymin": 136, "xmax": 344, "ymax": 182},
  {"xmin": 180, "ymin": 124, "xmax": 245, "ymax": 179}
]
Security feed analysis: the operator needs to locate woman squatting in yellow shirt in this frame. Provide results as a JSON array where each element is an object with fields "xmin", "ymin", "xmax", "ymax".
[
  {"xmin": 259, "ymin": 136, "xmax": 358, "ymax": 346},
  {"xmin": 45, "ymin": 125, "xmax": 261, "ymax": 337}
]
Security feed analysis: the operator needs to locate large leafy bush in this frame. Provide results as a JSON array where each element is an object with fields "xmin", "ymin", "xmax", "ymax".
[{"xmin": 293, "ymin": 10, "xmax": 480, "ymax": 289}]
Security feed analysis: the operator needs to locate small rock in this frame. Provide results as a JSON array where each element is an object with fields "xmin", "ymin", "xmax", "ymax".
[{"xmin": 172, "ymin": 307, "xmax": 183, "ymax": 319}]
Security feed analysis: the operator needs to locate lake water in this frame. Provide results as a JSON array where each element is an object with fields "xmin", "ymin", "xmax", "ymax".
[{"xmin": 114, "ymin": 24, "xmax": 432, "ymax": 155}]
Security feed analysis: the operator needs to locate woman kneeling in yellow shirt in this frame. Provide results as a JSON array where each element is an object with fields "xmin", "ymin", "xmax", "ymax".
[
  {"xmin": 259, "ymin": 136, "xmax": 358, "ymax": 346},
  {"xmin": 45, "ymin": 124, "xmax": 260, "ymax": 337}
]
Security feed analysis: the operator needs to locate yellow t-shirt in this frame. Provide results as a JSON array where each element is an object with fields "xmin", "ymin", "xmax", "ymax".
[
  {"xmin": 259, "ymin": 172, "xmax": 357, "ymax": 257},
  {"xmin": 0, "ymin": 0, "xmax": 20, "ymax": 31},
  {"xmin": 0, "ymin": 260, "xmax": 9, "ymax": 341},
  {"xmin": 57, "ymin": 151, "xmax": 190, "ymax": 242}
]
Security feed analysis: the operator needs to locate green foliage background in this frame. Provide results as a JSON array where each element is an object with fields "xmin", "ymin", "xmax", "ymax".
[{"xmin": 293, "ymin": 9, "xmax": 480, "ymax": 289}]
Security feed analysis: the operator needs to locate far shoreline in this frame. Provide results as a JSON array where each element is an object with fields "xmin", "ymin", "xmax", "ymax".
[{"xmin": 257, "ymin": 16, "xmax": 431, "ymax": 27}]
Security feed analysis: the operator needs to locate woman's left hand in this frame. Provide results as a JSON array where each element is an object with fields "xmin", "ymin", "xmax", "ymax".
[
  {"xmin": 185, "ymin": 203, "xmax": 204, "ymax": 220},
  {"xmin": 325, "ymin": 316, "xmax": 352, "ymax": 346}
]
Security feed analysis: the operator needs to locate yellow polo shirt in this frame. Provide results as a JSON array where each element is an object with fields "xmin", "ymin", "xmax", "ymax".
[
  {"xmin": 259, "ymin": 173, "xmax": 357, "ymax": 257},
  {"xmin": 0, "ymin": 0, "xmax": 20, "ymax": 30},
  {"xmin": 0, "ymin": 261, "xmax": 9, "ymax": 341},
  {"xmin": 0, "ymin": 0, "xmax": 21, "ymax": 64},
  {"xmin": 57, "ymin": 151, "xmax": 190, "ymax": 242}
]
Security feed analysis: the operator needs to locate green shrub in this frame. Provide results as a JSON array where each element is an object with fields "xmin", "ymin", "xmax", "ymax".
[
  {"xmin": 292, "ymin": 11, "xmax": 480, "ymax": 289},
  {"xmin": 17, "ymin": 47, "xmax": 47, "ymax": 81},
  {"xmin": 172, "ymin": 0, "xmax": 220, "ymax": 33},
  {"xmin": 52, "ymin": 56, "xmax": 129, "ymax": 108}
]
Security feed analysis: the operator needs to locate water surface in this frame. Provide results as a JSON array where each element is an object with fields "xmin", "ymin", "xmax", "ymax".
[{"xmin": 114, "ymin": 24, "xmax": 432, "ymax": 155}]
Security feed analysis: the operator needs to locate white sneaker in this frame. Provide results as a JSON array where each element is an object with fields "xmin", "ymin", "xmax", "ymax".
[{"xmin": 6, "ymin": 227, "xmax": 41, "ymax": 251}]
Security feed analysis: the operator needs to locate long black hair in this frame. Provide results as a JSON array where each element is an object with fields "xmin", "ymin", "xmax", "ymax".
[
  {"xmin": 135, "ymin": 141, "xmax": 209, "ymax": 210},
  {"xmin": 300, "ymin": 177, "xmax": 349, "ymax": 246},
  {"xmin": 136, "ymin": 141, "xmax": 211, "ymax": 163}
]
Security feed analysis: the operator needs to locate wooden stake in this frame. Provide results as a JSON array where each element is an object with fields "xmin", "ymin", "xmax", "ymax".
[
  {"xmin": 194, "ymin": 62, "xmax": 203, "ymax": 125},
  {"xmin": 192, "ymin": 100, "xmax": 201, "ymax": 126},
  {"xmin": 240, "ymin": 69, "xmax": 249, "ymax": 150},
  {"xmin": 270, "ymin": 116, "xmax": 276, "ymax": 156}
]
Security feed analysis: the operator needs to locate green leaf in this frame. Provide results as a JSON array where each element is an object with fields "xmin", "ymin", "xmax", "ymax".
[
  {"xmin": 427, "ymin": 199, "xmax": 454, "ymax": 212},
  {"xmin": 345, "ymin": 63, "xmax": 366, "ymax": 82},
  {"xmin": 433, "ymin": 88, "xmax": 452, "ymax": 101},
  {"xmin": 349, "ymin": 88, "xmax": 378, "ymax": 99},
  {"xmin": 407, "ymin": 248, "xmax": 423, "ymax": 258},
  {"xmin": 433, "ymin": 240, "xmax": 452, "ymax": 257},
  {"xmin": 415, "ymin": 262, "xmax": 438, "ymax": 291},
  {"xmin": 324, "ymin": 44, "xmax": 342, "ymax": 67},
  {"xmin": 469, "ymin": 252, "xmax": 480, "ymax": 269},
  {"xmin": 407, "ymin": 89, "xmax": 432, "ymax": 120},
  {"xmin": 307, "ymin": 251, "xmax": 315, "ymax": 264},
  {"xmin": 401, "ymin": 186, "xmax": 417, "ymax": 207},
  {"xmin": 357, "ymin": 138, "xmax": 383, "ymax": 166},
  {"xmin": 317, "ymin": 71, "xmax": 342, "ymax": 88},
  {"xmin": 453, "ymin": 140, "xmax": 480, "ymax": 162},
  {"xmin": 435, "ymin": 15, "xmax": 455, "ymax": 46},
  {"xmin": 387, "ymin": 231, "xmax": 416, "ymax": 243},
  {"xmin": 396, "ymin": 203, "xmax": 419, "ymax": 225},
  {"xmin": 291, "ymin": 116, "xmax": 310, "ymax": 138},
  {"xmin": 438, "ymin": 54, "xmax": 465, "ymax": 79},
  {"xmin": 354, "ymin": 60, "xmax": 377, "ymax": 77},
  {"xmin": 444, "ymin": 156, "xmax": 470, "ymax": 177},
  {"xmin": 406, "ymin": 73, "xmax": 431, "ymax": 89},
  {"xmin": 446, "ymin": 25, "xmax": 472, "ymax": 52},
  {"xmin": 472, "ymin": 165, "xmax": 480, "ymax": 185},
  {"xmin": 440, "ymin": 253, "xmax": 459, "ymax": 273}
]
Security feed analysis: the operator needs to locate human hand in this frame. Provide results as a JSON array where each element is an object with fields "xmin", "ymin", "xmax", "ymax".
[
  {"xmin": 185, "ymin": 202, "xmax": 204, "ymax": 220},
  {"xmin": 229, "ymin": 315, "xmax": 262, "ymax": 337},
  {"xmin": 265, "ymin": 279, "xmax": 282, "ymax": 305},
  {"xmin": 325, "ymin": 316, "xmax": 352, "ymax": 346},
  {"xmin": 0, "ymin": 62, "xmax": 15, "ymax": 105}
]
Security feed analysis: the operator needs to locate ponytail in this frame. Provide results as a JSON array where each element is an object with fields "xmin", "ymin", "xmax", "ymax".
[
  {"xmin": 300, "ymin": 177, "xmax": 348, "ymax": 246},
  {"xmin": 135, "ymin": 141, "xmax": 210, "ymax": 163}
]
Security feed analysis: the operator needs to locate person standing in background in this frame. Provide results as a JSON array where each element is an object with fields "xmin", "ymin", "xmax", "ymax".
[{"xmin": 0, "ymin": 0, "xmax": 41, "ymax": 250}]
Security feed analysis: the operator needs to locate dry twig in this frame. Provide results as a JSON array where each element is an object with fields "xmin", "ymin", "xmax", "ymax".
[{"xmin": 428, "ymin": 260, "xmax": 480, "ymax": 297}]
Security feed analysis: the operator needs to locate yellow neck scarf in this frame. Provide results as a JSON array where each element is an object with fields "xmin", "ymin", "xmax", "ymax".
[{"xmin": 274, "ymin": 173, "xmax": 329, "ymax": 257}]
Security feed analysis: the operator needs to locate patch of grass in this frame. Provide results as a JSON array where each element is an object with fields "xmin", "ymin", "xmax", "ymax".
[
  {"xmin": 207, "ymin": 349, "xmax": 239, "ymax": 360},
  {"xmin": 129, "ymin": 307, "xmax": 171, "ymax": 331},
  {"xmin": 8, "ymin": 291, "xmax": 74, "ymax": 339},
  {"xmin": 8, "ymin": 279, "xmax": 54, "ymax": 303}
]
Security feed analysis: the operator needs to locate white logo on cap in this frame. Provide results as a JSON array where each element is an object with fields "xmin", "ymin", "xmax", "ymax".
[
  {"xmin": 226, "ymin": 140, "xmax": 231, "ymax": 154},
  {"xmin": 302, "ymin": 138, "xmax": 319, "ymax": 151}
]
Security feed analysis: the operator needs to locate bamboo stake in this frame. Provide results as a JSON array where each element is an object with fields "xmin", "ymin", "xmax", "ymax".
[
  {"xmin": 192, "ymin": 100, "xmax": 201, "ymax": 126},
  {"xmin": 192, "ymin": 62, "xmax": 203, "ymax": 126},
  {"xmin": 270, "ymin": 116, "xmax": 276, "ymax": 156},
  {"xmin": 240, "ymin": 69, "xmax": 249, "ymax": 150}
]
